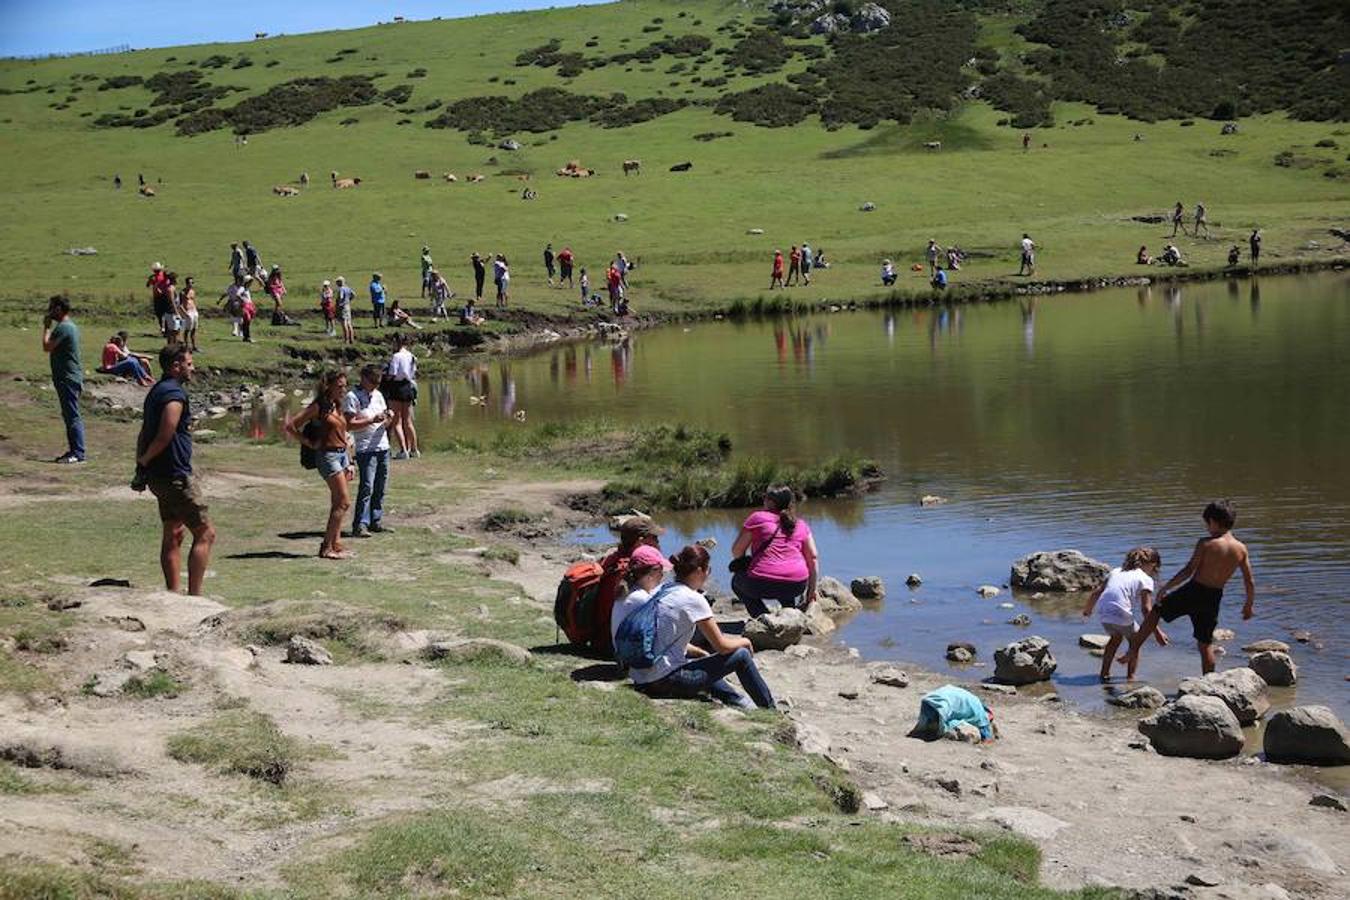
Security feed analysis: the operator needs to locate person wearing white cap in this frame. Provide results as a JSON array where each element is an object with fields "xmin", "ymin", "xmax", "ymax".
[
  {"xmin": 335, "ymin": 277, "xmax": 355, "ymax": 344},
  {"xmin": 319, "ymin": 279, "xmax": 335, "ymax": 337},
  {"xmin": 146, "ymin": 262, "xmax": 171, "ymax": 335}
]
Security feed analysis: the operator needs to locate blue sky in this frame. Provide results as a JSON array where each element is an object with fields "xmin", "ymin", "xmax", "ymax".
[{"xmin": 0, "ymin": 1, "xmax": 610, "ymax": 58}]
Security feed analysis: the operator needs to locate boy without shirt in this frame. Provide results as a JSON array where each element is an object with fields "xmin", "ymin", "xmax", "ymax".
[{"xmin": 1120, "ymin": 500, "xmax": 1255, "ymax": 675}]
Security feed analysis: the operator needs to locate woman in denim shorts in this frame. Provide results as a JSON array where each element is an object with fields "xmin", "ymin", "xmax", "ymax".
[{"xmin": 286, "ymin": 370, "xmax": 356, "ymax": 559}]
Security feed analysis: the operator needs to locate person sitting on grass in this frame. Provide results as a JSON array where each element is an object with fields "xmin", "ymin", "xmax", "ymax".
[
  {"xmin": 1081, "ymin": 547, "xmax": 1166, "ymax": 682},
  {"xmin": 625, "ymin": 544, "xmax": 776, "ymax": 710},
  {"xmin": 99, "ymin": 332, "xmax": 155, "ymax": 386},
  {"xmin": 459, "ymin": 297, "xmax": 485, "ymax": 327},
  {"xmin": 1137, "ymin": 245, "xmax": 1152, "ymax": 265},
  {"xmin": 609, "ymin": 543, "xmax": 672, "ymax": 651},
  {"xmin": 931, "ymin": 267, "xmax": 949, "ymax": 291},
  {"xmin": 1160, "ymin": 244, "xmax": 1185, "ymax": 267},
  {"xmin": 388, "ymin": 300, "xmax": 423, "ymax": 330},
  {"xmin": 1227, "ymin": 245, "xmax": 1241, "ymax": 267},
  {"xmin": 881, "ymin": 259, "xmax": 897, "ymax": 286}
]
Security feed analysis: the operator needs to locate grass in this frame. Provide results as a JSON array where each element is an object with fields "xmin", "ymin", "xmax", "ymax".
[
  {"xmin": 481, "ymin": 544, "xmax": 521, "ymax": 565},
  {"xmin": 165, "ymin": 708, "xmax": 304, "ymax": 785},
  {"xmin": 122, "ymin": 671, "xmax": 184, "ymax": 699}
]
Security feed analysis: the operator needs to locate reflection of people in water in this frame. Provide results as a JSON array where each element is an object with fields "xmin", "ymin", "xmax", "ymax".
[
  {"xmin": 1136, "ymin": 285, "xmax": 1151, "ymax": 308},
  {"xmin": 1249, "ymin": 277, "xmax": 1260, "ymax": 318},
  {"xmin": 774, "ymin": 326, "xmax": 787, "ymax": 364},
  {"xmin": 610, "ymin": 339, "xmax": 631, "ymax": 388},
  {"xmin": 1020, "ymin": 298, "xmax": 1036, "ymax": 356},
  {"xmin": 499, "ymin": 364, "xmax": 516, "ymax": 416},
  {"xmin": 884, "ymin": 313, "xmax": 895, "ymax": 344},
  {"xmin": 564, "ymin": 346, "xmax": 578, "ymax": 384},
  {"xmin": 583, "ymin": 347, "xmax": 593, "ymax": 383}
]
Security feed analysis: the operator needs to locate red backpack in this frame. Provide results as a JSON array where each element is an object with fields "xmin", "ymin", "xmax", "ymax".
[{"xmin": 553, "ymin": 555, "xmax": 628, "ymax": 654}]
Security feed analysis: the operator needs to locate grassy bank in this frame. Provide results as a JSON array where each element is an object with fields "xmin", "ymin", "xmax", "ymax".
[{"xmin": 0, "ymin": 378, "xmax": 1119, "ymax": 898}]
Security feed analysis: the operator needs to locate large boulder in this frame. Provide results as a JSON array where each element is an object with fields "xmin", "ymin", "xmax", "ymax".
[
  {"xmin": 284, "ymin": 635, "xmax": 333, "ymax": 665},
  {"xmin": 1177, "ymin": 667, "xmax": 1269, "ymax": 724},
  {"xmin": 745, "ymin": 608, "xmax": 807, "ymax": 651},
  {"xmin": 802, "ymin": 603, "xmax": 837, "ymax": 636},
  {"xmin": 1242, "ymin": 639, "xmax": 1290, "ymax": 653},
  {"xmin": 1263, "ymin": 706, "xmax": 1350, "ymax": 766},
  {"xmin": 1010, "ymin": 550, "xmax": 1109, "ymax": 592},
  {"xmin": 1248, "ymin": 650, "xmax": 1297, "ymax": 687},
  {"xmin": 852, "ymin": 2, "xmax": 892, "ymax": 32},
  {"xmin": 814, "ymin": 577, "xmax": 862, "ymax": 617},
  {"xmin": 1139, "ymin": 695, "xmax": 1245, "ymax": 759},
  {"xmin": 993, "ymin": 636, "xmax": 1056, "ymax": 685}
]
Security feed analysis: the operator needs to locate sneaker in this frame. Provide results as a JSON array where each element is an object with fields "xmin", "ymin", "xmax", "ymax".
[
  {"xmin": 54, "ymin": 453, "xmax": 85, "ymax": 464},
  {"xmin": 410, "ymin": 450, "xmax": 421, "ymax": 459},
  {"xmin": 391, "ymin": 450, "xmax": 409, "ymax": 460},
  {"xmin": 369, "ymin": 522, "xmax": 394, "ymax": 534},
  {"xmin": 352, "ymin": 526, "xmax": 372, "ymax": 538}
]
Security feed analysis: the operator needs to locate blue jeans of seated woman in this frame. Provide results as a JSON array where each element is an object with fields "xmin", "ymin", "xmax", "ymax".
[
  {"xmin": 640, "ymin": 647, "xmax": 774, "ymax": 709},
  {"xmin": 104, "ymin": 359, "xmax": 147, "ymax": 381},
  {"xmin": 732, "ymin": 571, "xmax": 809, "ymax": 618}
]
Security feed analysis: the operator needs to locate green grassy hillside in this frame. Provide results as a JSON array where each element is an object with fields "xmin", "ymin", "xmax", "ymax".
[{"xmin": 0, "ymin": 0, "xmax": 1346, "ymax": 325}]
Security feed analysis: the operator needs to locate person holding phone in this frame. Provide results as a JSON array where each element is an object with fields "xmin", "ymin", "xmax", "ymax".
[
  {"xmin": 42, "ymin": 295, "xmax": 85, "ymax": 463},
  {"xmin": 344, "ymin": 364, "xmax": 396, "ymax": 538}
]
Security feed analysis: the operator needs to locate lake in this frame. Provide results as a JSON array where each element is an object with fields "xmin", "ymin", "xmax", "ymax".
[{"xmin": 262, "ymin": 272, "xmax": 1350, "ymax": 721}]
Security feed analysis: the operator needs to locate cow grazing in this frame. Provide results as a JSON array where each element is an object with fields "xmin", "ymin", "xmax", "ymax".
[
  {"xmin": 414, "ymin": 170, "xmax": 430, "ymax": 179},
  {"xmin": 622, "ymin": 159, "xmax": 641, "ymax": 176},
  {"xmin": 299, "ymin": 172, "xmax": 309, "ymax": 186},
  {"xmin": 334, "ymin": 177, "xmax": 361, "ymax": 189},
  {"xmin": 924, "ymin": 141, "xmax": 942, "ymax": 151},
  {"xmin": 138, "ymin": 185, "xmax": 156, "ymax": 197},
  {"xmin": 273, "ymin": 185, "xmax": 300, "ymax": 196},
  {"xmin": 467, "ymin": 174, "xmax": 485, "ymax": 183},
  {"xmin": 669, "ymin": 161, "xmax": 693, "ymax": 172},
  {"xmin": 443, "ymin": 173, "xmax": 458, "ymax": 182}
]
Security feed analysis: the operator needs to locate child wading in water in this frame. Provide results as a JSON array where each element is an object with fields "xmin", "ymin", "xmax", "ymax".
[
  {"xmin": 1082, "ymin": 547, "xmax": 1165, "ymax": 681},
  {"xmin": 1120, "ymin": 500, "xmax": 1255, "ymax": 675}
]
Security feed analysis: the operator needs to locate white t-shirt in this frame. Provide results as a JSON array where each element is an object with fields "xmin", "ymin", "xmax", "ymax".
[
  {"xmin": 628, "ymin": 583, "xmax": 712, "ymax": 685},
  {"xmin": 1094, "ymin": 567, "xmax": 1154, "ymax": 627},
  {"xmin": 610, "ymin": 587, "xmax": 650, "ymax": 645},
  {"xmin": 1021, "ymin": 237, "xmax": 1035, "ymax": 255},
  {"xmin": 387, "ymin": 348, "xmax": 416, "ymax": 382},
  {"xmin": 343, "ymin": 387, "xmax": 389, "ymax": 454}
]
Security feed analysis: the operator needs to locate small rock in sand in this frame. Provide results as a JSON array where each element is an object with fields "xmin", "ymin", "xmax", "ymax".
[
  {"xmin": 785, "ymin": 721, "xmax": 831, "ymax": 756},
  {"xmin": 1242, "ymin": 639, "xmax": 1290, "ymax": 653},
  {"xmin": 284, "ymin": 635, "xmax": 333, "ymax": 666},
  {"xmin": 785, "ymin": 644, "xmax": 820, "ymax": 659},
  {"xmin": 993, "ymin": 636, "xmax": 1056, "ymax": 685},
  {"xmin": 977, "ymin": 585, "xmax": 1001, "ymax": 598},
  {"xmin": 975, "ymin": 806, "xmax": 1070, "ymax": 841},
  {"xmin": 905, "ymin": 573, "xmax": 923, "ymax": 587},
  {"xmin": 87, "ymin": 670, "xmax": 133, "ymax": 697},
  {"xmin": 1309, "ymin": 793, "xmax": 1347, "ymax": 812},
  {"xmin": 979, "ymin": 683, "xmax": 1017, "ymax": 696},
  {"xmin": 1079, "ymin": 634, "xmax": 1110, "ymax": 650},
  {"xmin": 744, "ymin": 608, "xmax": 807, "ymax": 651},
  {"xmin": 1248, "ymin": 650, "xmax": 1297, "ymax": 687},
  {"xmin": 838, "ymin": 687, "xmax": 861, "ymax": 701},
  {"xmin": 869, "ymin": 667, "xmax": 909, "ymax": 688},
  {"xmin": 1185, "ymin": 870, "xmax": 1223, "ymax": 887}
]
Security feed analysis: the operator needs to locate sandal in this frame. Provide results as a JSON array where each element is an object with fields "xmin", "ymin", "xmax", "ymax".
[{"xmin": 319, "ymin": 549, "xmax": 353, "ymax": 560}]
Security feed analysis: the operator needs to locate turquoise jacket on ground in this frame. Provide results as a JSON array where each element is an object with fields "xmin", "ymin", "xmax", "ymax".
[{"xmin": 916, "ymin": 685, "xmax": 993, "ymax": 740}]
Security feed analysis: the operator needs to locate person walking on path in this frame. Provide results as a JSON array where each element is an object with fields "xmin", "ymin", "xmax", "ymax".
[
  {"xmin": 770, "ymin": 250, "xmax": 785, "ymax": 290},
  {"xmin": 286, "ymin": 370, "xmax": 356, "ymax": 560},
  {"xmin": 42, "ymin": 295, "xmax": 85, "ymax": 464},
  {"xmin": 335, "ymin": 276, "xmax": 355, "ymax": 344},
  {"xmin": 369, "ymin": 272, "xmax": 388, "ymax": 327},
  {"xmin": 344, "ymin": 364, "xmax": 395, "ymax": 538},
  {"xmin": 243, "ymin": 240, "xmax": 264, "ymax": 286},
  {"xmin": 557, "ymin": 246, "xmax": 575, "ymax": 288},
  {"xmin": 786, "ymin": 245, "xmax": 801, "ymax": 286},
  {"xmin": 1170, "ymin": 202, "xmax": 1186, "ymax": 238},
  {"xmin": 228, "ymin": 242, "xmax": 245, "ymax": 281},
  {"xmin": 385, "ymin": 334, "xmax": 420, "ymax": 459},
  {"xmin": 1018, "ymin": 233, "xmax": 1037, "ymax": 276},
  {"xmin": 420, "ymin": 246, "xmax": 434, "ymax": 299},
  {"xmin": 1194, "ymin": 202, "xmax": 1210, "ymax": 238},
  {"xmin": 544, "ymin": 243, "xmax": 556, "ymax": 285},
  {"xmin": 136, "ymin": 346, "xmax": 215, "ymax": 594},
  {"xmin": 800, "ymin": 242, "xmax": 813, "ymax": 286},
  {"xmin": 471, "ymin": 252, "xmax": 486, "ymax": 302},
  {"xmin": 1249, "ymin": 228, "xmax": 1262, "ymax": 265},
  {"xmin": 429, "ymin": 270, "xmax": 452, "ymax": 319},
  {"xmin": 729, "ymin": 485, "xmax": 819, "ymax": 617}
]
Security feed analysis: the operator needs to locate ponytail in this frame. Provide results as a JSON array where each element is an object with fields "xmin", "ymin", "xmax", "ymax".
[
  {"xmin": 1123, "ymin": 546, "xmax": 1160, "ymax": 571},
  {"xmin": 669, "ymin": 544, "xmax": 710, "ymax": 580},
  {"xmin": 765, "ymin": 484, "xmax": 797, "ymax": 537}
]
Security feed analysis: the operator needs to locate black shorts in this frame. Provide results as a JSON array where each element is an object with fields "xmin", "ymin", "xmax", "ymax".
[
  {"xmin": 1159, "ymin": 581, "xmax": 1223, "ymax": 644},
  {"xmin": 383, "ymin": 379, "xmax": 417, "ymax": 404}
]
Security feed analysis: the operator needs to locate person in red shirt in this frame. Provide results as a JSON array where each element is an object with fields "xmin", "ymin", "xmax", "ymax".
[
  {"xmin": 786, "ymin": 245, "xmax": 801, "ymax": 286},
  {"xmin": 557, "ymin": 246, "xmax": 575, "ymax": 288},
  {"xmin": 770, "ymin": 251, "xmax": 785, "ymax": 290},
  {"xmin": 99, "ymin": 332, "xmax": 154, "ymax": 386},
  {"xmin": 146, "ymin": 262, "xmax": 171, "ymax": 332},
  {"xmin": 606, "ymin": 263, "xmax": 623, "ymax": 312}
]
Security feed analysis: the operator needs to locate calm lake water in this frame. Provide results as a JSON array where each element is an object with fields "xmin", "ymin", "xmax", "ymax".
[{"xmin": 262, "ymin": 272, "xmax": 1350, "ymax": 722}]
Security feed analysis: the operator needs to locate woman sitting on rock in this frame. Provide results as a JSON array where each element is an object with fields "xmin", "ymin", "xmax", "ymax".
[
  {"xmin": 728, "ymin": 485, "xmax": 819, "ymax": 618},
  {"xmin": 626, "ymin": 544, "xmax": 774, "ymax": 710}
]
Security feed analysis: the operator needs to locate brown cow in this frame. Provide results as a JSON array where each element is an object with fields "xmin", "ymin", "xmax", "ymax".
[
  {"xmin": 139, "ymin": 185, "xmax": 156, "ymax": 197},
  {"xmin": 334, "ymin": 177, "xmax": 361, "ymax": 189},
  {"xmin": 622, "ymin": 159, "xmax": 641, "ymax": 176},
  {"xmin": 273, "ymin": 185, "xmax": 300, "ymax": 196},
  {"xmin": 414, "ymin": 170, "xmax": 430, "ymax": 179}
]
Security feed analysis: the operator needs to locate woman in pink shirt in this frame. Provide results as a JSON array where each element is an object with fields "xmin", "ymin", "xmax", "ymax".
[{"xmin": 728, "ymin": 485, "xmax": 819, "ymax": 617}]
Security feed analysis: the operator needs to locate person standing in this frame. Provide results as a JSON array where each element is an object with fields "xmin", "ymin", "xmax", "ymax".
[
  {"xmin": 228, "ymin": 242, "xmax": 245, "ymax": 282},
  {"xmin": 493, "ymin": 255, "xmax": 510, "ymax": 310},
  {"xmin": 615, "ymin": 251, "xmax": 630, "ymax": 289},
  {"xmin": 181, "ymin": 276, "xmax": 200, "ymax": 352},
  {"xmin": 471, "ymin": 252, "xmax": 486, "ymax": 302},
  {"xmin": 286, "ymin": 370, "xmax": 356, "ymax": 560},
  {"xmin": 429, "ymin": 270, "xmax": 452, "ymax": 319},
  {"xmin": 1194, "ymin": 202, "xmax": 1210, "ymax": 238},
  {"xmin": 1249, "ymin": 228, "xmax": 1261, "ymax": 265},
  {"xmin": 769, "ymin": 250, "xmax": 785, "ymax": 290},
  {"xmin": 544, "ymin": 243, "xmax": 556, "ymax": 285},
  {"xmin": 385, "ymin": 334, "xmax": 419, "ymax": 459},
  {"xmin": 800, "ymin": 242, "xmax": 813, "ymax": 286},
  {"xmin": 220, "ymin": 276, "xmax": 245, "ymax": 338},
  {"xmin": 578, "ymin": 267, "xmax": 590, "ymax": 305},
  {"xmin": 319, "ymin": 279, "xmax": 336, "ymax": 336},
  {"xmin": 264, "ymin": 266, "xmax": 287, "ymax": 319},
  {"xmin": 243, "ymin": 240, "xmax": 264, "ymax": 285},
  {"xmin": 136, "ymin": 346, "xmax": 215, "ymax": 594},
  {"xmin": 557, "ymin": 246, "xmax": 575, "ymax": 288},
  {"xmin": 1018, "ymin": 233, "xmax": 1036, "ymax": 276},
  {"xmin": 147, "ymin": 262, "xmax": 170, "ymax": 333},
  {"xmin": 1022, "ymin": 132, "xmax": 1031, "ymax": 152},
  {"xmin": 420, "ymin": 246, "xmax": 434, "ymax": 298},
  {"xmin": 607, "ymin": 261, "xmax": 624, "ymax": 309},
  {"xmin": 786, "ymin": 245, "xmax": 801, "ymax": 286},
  {"xmin": 1170, "ymin": 202, "xmax": 1186, "ymax": 238},
  {"xmin": 369, "ymin": 272, "xmax": 387, "ymax": 327},
  {"xmin": 344, "ymin": 365, "xmax": 394, "ymax": 537},
  {"xmin": 335, "ymin": 276, "xmax": 355, "ymax": 344},
  {"xmin": 42, "ymin": 296, "xmax": 85, "ymax": 464},
  {"xmin": 925, "ymin": 239, "xmax": 943, "ymax": 275}
]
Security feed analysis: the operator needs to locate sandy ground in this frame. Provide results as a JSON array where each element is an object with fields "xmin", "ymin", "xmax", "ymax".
[{"xmin": 2, "ymin": 474, "xmax": 1346, "ymax": 897}]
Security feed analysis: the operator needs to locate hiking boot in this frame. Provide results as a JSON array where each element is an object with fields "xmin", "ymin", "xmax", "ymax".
[
  {"xmin": 54, "ymin": 453, "xmax": 85, "ymax": 464},
  {"xmin": 369, "ymin": 522, "xmax": 394, "ymax": 534},
  {"xmin": 352, "ymin": 526, "xmax": 372, "ymax": 538}
]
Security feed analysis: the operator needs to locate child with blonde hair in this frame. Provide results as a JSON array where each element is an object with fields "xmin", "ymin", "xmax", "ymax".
[{"xmin": 1082, "ymin": 547, "xmax": 1165, "ymax": 681}]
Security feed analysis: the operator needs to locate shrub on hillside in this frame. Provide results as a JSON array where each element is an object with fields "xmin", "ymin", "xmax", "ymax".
[
  {"xmin": 981, "ymin": 71, "xmax": 1054, "ymax": 128},
  {"xmin": 97, "ymin": 75, "xmax": 143, "ymax": 91},
  {"xmin": 724, "ymin": 28, "xmax": 792, "ymax": 74},
  {"xmin": 176, "ymin": 75, "xmax": 380, "ymax": 136},
  {"xmin": 715, "ymin": 83, "xmax": 814, "ymax": 126}
]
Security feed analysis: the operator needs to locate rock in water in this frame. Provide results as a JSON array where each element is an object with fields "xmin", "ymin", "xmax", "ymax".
[
  {"xmin": 284, "ymin": 635, "xmax": 333, "ymax": 665},
  {"xmin": 1010, "ymin": 550, "xmax": 1109, "ymax": 592},
  {"xmin": 946, "ymin": 646, "xmax": 974, "ymax": 663},
  {"xmin": 993, "ymin": 636, "xmax": 1057, "ymax": 685},
  {"xmin": 744, "ymin": 608, "xmax": 807, "ymax": 651},
  {"xmin": 1248, "ymin": 650, "xmax": 1298, "ymax": 687},
  {"xmin": 1242, "ymin": 639, "xmax": 1290, "ymax": 653},
  {"xmin": 1177, "ymin": 667, "xmax": 1269, "ymax": 724},
  {"xmin": 976, "ymin": 585, "xmax": 1001, "ymax": 598},
  {"xmin": 850, "ymin": 576, "xmax": 885, "ymax": 601},
  {"xmin": 1079, "ymin": 634, "xmax": 1110, "ymax": 650},
  {"xmin": 1105, "ymin": 686, "xmax": 1166, "ymax": 710},
  {"xmin": 1263, "ymin": 706, "xmax": 1350, "ymax": 766},
  {"xmin": 1212, "ymin": 627, "xmax": 1236, "ymax": 642},
  {"xmin": 1139, "ymin": 695, "xmax": 1244, "ymax": 759},
  {"xmin": 815, "ymin": 577, "xmax": 863, "ymax": 617},
  {"xmin": 1008, "ymin": 614, "xmax": 1032, "ymax": 627},
  {"xmin": 905, "ymin": 573, "xmax": 923, "ymax": 587}
]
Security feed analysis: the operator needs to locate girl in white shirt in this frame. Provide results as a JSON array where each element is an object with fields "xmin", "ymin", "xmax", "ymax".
[
  {"xmin": 385, "ymin": 334, "xmax": 420, "ymax": 459},
  {"xmin": 1082, "ymin": 547, "xmax": 1165, "ymax": 681}
]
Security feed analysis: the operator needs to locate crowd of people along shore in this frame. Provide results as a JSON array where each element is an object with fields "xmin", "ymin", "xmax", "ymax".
[{"xmin": 35, "ymin": 297, "xmax": 1269, "ymax": 725}]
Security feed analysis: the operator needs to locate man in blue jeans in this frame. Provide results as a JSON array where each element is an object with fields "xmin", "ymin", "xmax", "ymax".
[
  {"xmin": 42, "ymin": 295, "xmax": 85, "ymax": 463},
  {"xmin": 343, "ymin": 364, "xmax": 394, "ymax": 538}
]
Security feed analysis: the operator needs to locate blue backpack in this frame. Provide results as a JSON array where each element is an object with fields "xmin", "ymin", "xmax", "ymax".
[{"xmin": 613, "ymin": 583, "xmax": 678, "ymax": 670}]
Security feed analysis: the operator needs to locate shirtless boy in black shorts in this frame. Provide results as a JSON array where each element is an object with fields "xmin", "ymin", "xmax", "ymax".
[{"xmin": 1120, "ymin": 500, "xmax": 1255, "ymax": 675}]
